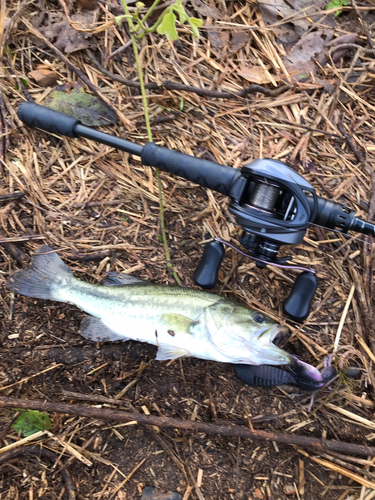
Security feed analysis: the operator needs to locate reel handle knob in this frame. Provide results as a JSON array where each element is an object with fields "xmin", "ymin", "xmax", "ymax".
[
  {"xmin": 282, "ymin": 272, "xmax": 318, "ymax": 322},
  {"xmin": 193, "ymin": 241, "xmax": 225, "ymax": 289}
]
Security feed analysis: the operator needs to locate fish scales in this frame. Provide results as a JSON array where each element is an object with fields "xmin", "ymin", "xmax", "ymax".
[{"xmin": 7, "ymin": 245, "xmax": 293, "ymax": 366}]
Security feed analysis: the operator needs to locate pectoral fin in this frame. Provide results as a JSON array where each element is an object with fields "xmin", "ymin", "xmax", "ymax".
[
  {"xmin": 160, "ymin": 313, "xmax": 197, "ymax": 334},
  {"xmin": 156, "ymin": 345, "xmax": 190, "ymax": 361},
  {"xmin": 80, "ymin": 316, "xmax": 129, "ymax": 342}
]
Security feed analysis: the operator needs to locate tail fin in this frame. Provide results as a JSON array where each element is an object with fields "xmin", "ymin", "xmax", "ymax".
[{"xmin": 7, "ymin": 245, "xmax": 74, "ymax": 301}]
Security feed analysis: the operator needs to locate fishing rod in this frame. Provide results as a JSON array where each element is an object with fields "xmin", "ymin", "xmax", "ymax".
[{"xmin": 17, "ymin": 102, "xmax": 375, "ymax": 325}]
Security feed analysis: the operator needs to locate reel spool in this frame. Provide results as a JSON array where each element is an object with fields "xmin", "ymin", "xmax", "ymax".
[{"xmin": 194, "ymin": 159, "xmax": 320, "ymax": 321}]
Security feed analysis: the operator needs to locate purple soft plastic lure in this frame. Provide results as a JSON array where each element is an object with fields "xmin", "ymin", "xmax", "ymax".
[{"xmin": 289, "ymin": 356, "xmax": 336, "ymax": 391}]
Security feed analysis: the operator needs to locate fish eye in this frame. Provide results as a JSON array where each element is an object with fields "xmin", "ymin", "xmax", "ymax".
[{"xmin": 252, "ymin": 312, "xmax": 265, "ymax": 323}]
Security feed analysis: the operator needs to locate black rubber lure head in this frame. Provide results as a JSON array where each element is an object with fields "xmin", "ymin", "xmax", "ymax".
[
  {"xmin": 233, "ymin": 357, "xmax": 338, "ymax": 392},
  {"xmin": 233, "ymin": 364, "xmax": 297, "ymax": 387}
]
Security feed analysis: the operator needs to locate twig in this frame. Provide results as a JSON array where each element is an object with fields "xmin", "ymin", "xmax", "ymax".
[
  {"xmin": 0, "ymin": 229, "xmax": 28, "ymax": 267},
  {"xmin": 0, "ymin": 411, "xmax": 20, "ymax": 443},
  {"xmin": 0, "ymin": 446, "xmax": 76, "ymax": 500},
  {"xmin": 107, "ymin": 39, "xmax": 132, "ymax": 60},
  {"xmin": 352, "ymin": 0, "xmax": 375, "ymax": 52},
  {"xmin": 86, "ymin": 49, "xmax": 290, "ymax": 100},
  {"xmin": 0, "ymin": 192, "xmax": 24, "ymax": 202},
  {"xmin": 333, "ymin": 283, "xmax": 355, "ymax": 353},
  {"xmin": 0, "ymin": 234, "xmax": 45, "ymax": 243},
  {"xmin": 337, "ymin": 122, "xmax": 371, "ymax": 175},
  {"xmin": 6, "ymin": 61, "xmax": 33, "ymax": 102},
  {"xmin": 0, "ymin": 363, "xmax": 63, "ymax": 392},
  {"xmin": 319, "ymin": 452, "xmax": 375, "ymax": 480},
  {"xmin": 108, "ymin": 456, "xmax": 148, "ymax": 499},
  {"xmin": 1, "ymin": 396, "xmax": 375, "ymax": 457},
  {"xmin": 298, "ymin": 448, "xmax": 375, "ymax": 490},
  {"xmin": 329, "ymin": 43, "xmax": 374, "ymax": 56}
]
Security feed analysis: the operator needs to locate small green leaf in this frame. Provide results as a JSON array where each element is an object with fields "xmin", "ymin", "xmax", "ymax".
[
  {"xmin": 173, "ymin": 4, "xmax": 188, "ymax": 24},
  {"xmin": 188, "ymin": 17, "xmax": 203, "ymax": 38},
  {"xmin": 157, "ymin": 12, "xmax": 179, "ymax": 41},
  {"xmin": 179, "ymin": 97, "xmax": 184, "ymax": 111},
  {"xmin": 326, "ymin": 0, "xmax": 348, "ymax": 16},
  {"xmin": 21, "ymin": 78, "xmax": 28, "ymax": 88},
  {"xmin": 157, "ymin": 234, "xmax": 164, "ymax": 243},
  {"xmin": 136, "ymin": 1, "xmax": 145, "ymax": 8},
  {"xmin": 12, "ymin": 409, "xmax": 51, "ymax": 437}
]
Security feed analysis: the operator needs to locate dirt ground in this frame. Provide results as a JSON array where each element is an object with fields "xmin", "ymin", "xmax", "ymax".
[{"xmin": 1, "ymin": 0, "xmax": 375, "ymax": 499}]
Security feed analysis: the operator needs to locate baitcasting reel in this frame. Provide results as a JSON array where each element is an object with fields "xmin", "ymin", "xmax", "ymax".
[
  {"xmin": 193, "ymin": 158, "xmax": 375, "ymax": 321},
  {"xmin": 17, "ymin": 102, "xmax": 375, "ymax": 324}
]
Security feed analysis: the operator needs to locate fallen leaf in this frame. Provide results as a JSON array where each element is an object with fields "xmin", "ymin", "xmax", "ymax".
[
  {"xmin": 190, "ymin": 0, "xmax": 220, "ymax": 19},
  {"xmin": 207, "ymin": 29, "xmax": 230, "ymax": 52},
  {"xmin": 12, "ymin": 409, "xmax": 51, "ymax": 437},
  {"xmin": 258, "ymin": 0, "xmax": 309, "ymax": 44},
  {"xmin": 229, "ymin": 31, "xmax": 249, "ymax": 53},
  {"xmin": 285, "ymin": 31, "xmax": 332, "ymax": 66},
  {"xmin": 29, "ymin": 69, "xmax": 59, "ymax": 87},
  {"xmin": 283, "ymin": 30, "xmax": 333, "ymax": 80},
  {"xmin": 44, "ymin": 82, "xmax": 118, "ymax": 126},
  {"xmin": 324, "ymin": 33, "xmax": 357, "ymax": 47},
  {"xmin": 238, "ymin": 66, "xmax": 280, "ymax": 85},
  {"xmin": 258, "ymin": 0, "xmax": 332, "ymax": 45},
  {"xmin": 285, "ymin": 61, "xmax": 316, "ymax": 81},
  {"xmin": 323, "ymin": 33, "xmax": 358, "ymax": 63},
  {"xmin": 287, "ymin": 0, "xmax": 327, "ymax": 8},
  {"xmin": 31, "ymin": 11, "xmax": 95, "ymax": 53}
]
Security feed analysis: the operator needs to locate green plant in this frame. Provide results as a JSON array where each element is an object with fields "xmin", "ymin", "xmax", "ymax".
[
  {"xmin": 116, "ymin": 0, "xmax": 203, "ymax": 285},
  {"xmin": 326, "ymin": 0, "xmax": 348, "ymax": 17},
  {"xmin": 12, "ymin": 409, "xmax": 51, "ymax": 437},
  {"xmin": 116, "ymin": 0, "xmax": 203, "ymax": 41}
]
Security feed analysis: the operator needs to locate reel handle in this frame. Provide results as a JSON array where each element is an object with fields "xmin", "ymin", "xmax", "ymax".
[
  {"xmin": 193, "ymin": 241, "xmax": 225, "ymax": 289},
  {"xmin": 282, "ymin": 272, "xmax": 319, "ymax": 322}
]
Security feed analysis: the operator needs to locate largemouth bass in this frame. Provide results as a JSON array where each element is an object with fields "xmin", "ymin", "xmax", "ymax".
[{"xmin": 7, "ymin": 245, "xmax": 293, "ymax": 366}]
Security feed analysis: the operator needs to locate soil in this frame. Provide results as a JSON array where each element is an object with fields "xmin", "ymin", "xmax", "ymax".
[{"xmin": 1, "ymin": 0, "xmax": 375, "ymax": 498}]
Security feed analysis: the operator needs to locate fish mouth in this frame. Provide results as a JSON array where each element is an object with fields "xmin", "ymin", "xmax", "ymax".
[
  {"xmin": 259, "ymin": 325, "xmax": 289, "ymax": 344},
  {"xmin": 253, "ymin": 325, "xmax": 292, "ymax": 365}
]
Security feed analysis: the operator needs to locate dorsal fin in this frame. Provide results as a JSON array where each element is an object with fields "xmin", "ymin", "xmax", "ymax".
[{"xmin": 102, "ymin": 272, "xmax": 150, "ymax": 287}]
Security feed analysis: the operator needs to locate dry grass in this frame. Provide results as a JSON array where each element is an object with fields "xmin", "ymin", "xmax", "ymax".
[{"xmin": 0, "ymin": 0, "xmax": 375, "ymax": 499}]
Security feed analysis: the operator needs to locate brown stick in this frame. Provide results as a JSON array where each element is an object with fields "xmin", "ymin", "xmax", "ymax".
[
  {"xmin": 86, "ymin": 49, "xmax": 290, "ymax": 100},
  {"xmin": 0, "ymin": 230, "xmax": 28, "ymax": 267},
  {"xmin": 0, "ymin": 192, "xmax": 24, "ymax": 202},
  {"xmin": 1, "ymin": 396, "xmax": 374, "ymax": 457},
  {"xmin": 0, "ymin": 411, "xmax": 20, "ymax": 443}
]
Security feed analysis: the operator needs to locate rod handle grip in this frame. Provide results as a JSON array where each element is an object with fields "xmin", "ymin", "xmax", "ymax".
[
  {"xmin": 18, "ymin": 102, "xmax": 80, "ymax": 138},
  {"xmin": 141, "ymin": 142, "xmax": 241, "ymax": 196}
]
